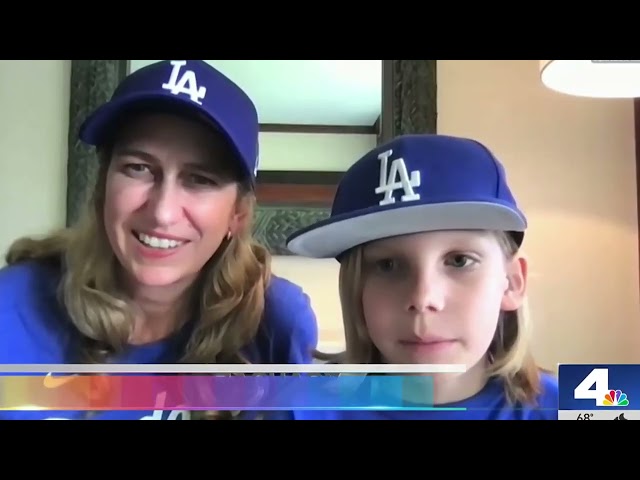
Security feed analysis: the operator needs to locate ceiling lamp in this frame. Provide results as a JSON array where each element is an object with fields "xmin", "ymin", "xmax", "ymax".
[{"xmin": 540, "ymin": 60, "xmax": 640, "ymax": 98}]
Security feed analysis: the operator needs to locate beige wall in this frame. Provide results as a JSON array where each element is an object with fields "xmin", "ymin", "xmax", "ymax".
[
  {"xmin": 438, "ymin": 60, "xmax": 640, "ymax": 368},
  {"xmin": 0, "ymin": 60, "xmax": 638, "ymax": 368},
  {"xmin": 0, "ymin": 60, "xmax": 70, "ymax": 265},
  {"xmin": 272, "ymin": 60, "xmax": 640, "ymax": 368},
  {"xmin": 259, "ymin": 131, "xmax": 375, "ymax": 171}
]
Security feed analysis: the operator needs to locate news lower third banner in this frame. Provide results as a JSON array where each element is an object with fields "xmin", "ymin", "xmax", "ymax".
[
  {"xmin": 0, "ymin": 371, "xmax": 454, "ymax": 412},
  {"xmin": 558, "ymin": 364, "xmax": 638, "ymax": 420}
]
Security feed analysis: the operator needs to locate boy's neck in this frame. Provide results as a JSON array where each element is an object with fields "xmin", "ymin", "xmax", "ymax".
[
  {"xmin": 390, "ymin": 361, "xmax": 489, "ymax": 406},
  {"xmin": 403, "ymin": 363, "xmax": 487, "ymax": 406},
  {"xmin": 429, "ymin": 362, "xmax": 488, "ymax": 405}
]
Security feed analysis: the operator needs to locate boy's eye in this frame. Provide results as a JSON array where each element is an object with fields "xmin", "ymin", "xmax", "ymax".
[
  {"xmin": 446, "ymin": 254, "xmax": 476, "ymax": 268},
  {"xmin": 375, "ymin": 258, "xmax": 396, "ymax": 272}
]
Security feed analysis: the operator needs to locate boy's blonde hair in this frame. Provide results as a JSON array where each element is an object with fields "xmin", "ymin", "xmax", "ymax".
[
  {"xmin": 5, "ymin": 144, "xmax": 271, "ymax": 420},
  {"xmin": 315, "ymin": 230, "xmax": 544, "ymax": 406}
]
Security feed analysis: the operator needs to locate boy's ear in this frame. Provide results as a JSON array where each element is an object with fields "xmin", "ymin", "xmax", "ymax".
[{"xmin": 501, "ymin": 256, "xmax": 528, "ymax": 311}]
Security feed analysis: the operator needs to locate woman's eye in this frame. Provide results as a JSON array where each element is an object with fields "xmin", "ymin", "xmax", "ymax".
[
  {"xmin": 123, "ymin": 163, "xmax": 151, "ymax": 175},
  {"xmin": 188, "ymin": 174, "xmax": 217, "ymax": 186}
]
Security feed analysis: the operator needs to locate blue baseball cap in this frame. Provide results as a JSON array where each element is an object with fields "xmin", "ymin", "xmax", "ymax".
[
  {"xmin": 78, "ymin": 60, "xmax": 260, "ymax": 181},
  {"xmin": 286, "ymin": 134, "xmax": 527, "ymax": 259}
]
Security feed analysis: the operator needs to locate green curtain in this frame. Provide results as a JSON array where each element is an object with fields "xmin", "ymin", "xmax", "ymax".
[
  {"xmin": 66, "ymin": 60, "xmax": 128, "ymax": 226},
  {"xmin": 380, "ymin": 60, "xmax": 437, "ymax": 145}
]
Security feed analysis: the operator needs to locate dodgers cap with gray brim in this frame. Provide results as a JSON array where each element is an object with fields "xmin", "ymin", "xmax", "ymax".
[{"xmin": 286, "ymin": 134, "xmax": 527, "ymax": 259}]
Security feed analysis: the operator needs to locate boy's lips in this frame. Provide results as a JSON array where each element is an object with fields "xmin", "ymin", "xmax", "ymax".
[{"xmin": 400, "ymin": 335, "xmax": 456, "ymax": 345}]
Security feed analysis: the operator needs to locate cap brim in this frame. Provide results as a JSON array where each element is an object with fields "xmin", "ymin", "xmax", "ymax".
[
  {"xmin": 78, "ymin": 92, "xmax": 252, "ymax": 180},
  {"xmin": 286, "ymin": 200, "xmax": 527, "ymax": 259}
]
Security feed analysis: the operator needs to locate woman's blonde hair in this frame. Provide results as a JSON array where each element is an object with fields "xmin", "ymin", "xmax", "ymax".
[
  {"xmin": 315, "ymin": 230, "xmax": 546, "ymax": 406},
  {"xmin": 5, "ymin": 127, "xmax": 272, "ymax": 420}
]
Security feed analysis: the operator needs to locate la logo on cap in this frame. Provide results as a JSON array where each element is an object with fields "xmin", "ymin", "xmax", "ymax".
[
  {"xmin": 374, "ymin": 149, "xmax": 421, "ymax": 206},
  {"xmin": 161, "ymin": 60, "xmax": 207, "ymax": 105}
]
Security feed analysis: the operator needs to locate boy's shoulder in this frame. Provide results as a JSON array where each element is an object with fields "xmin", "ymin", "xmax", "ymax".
[
  {"xmin": 469, "ymin": 369, "xmax": 558, "ymax": 420},
  {"xmin": 532, "ymin": 370, "xmax": 559, "ymax": 419},
  {"xmin": 480, "ymin": 370, "xmax": 558, "ymax": 420}
]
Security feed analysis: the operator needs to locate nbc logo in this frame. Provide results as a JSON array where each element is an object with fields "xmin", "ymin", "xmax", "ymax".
[
  {"xmin": 603, "ymin": 389, "xmax": 629, "ymax": 407},
  {"xmin": 574, "ymin": 368, "xmax": 631, "ymax": 407}
]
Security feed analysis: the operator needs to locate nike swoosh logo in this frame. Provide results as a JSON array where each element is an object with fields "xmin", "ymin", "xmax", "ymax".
[{"xmin": 43, "ymin": 373, "xmax": 78, "ymax": 389}]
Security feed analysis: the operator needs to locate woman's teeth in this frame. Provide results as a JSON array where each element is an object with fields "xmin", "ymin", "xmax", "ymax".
[{"xmin": 137, "ymin": 233, "xmax": 185, "ymax": 249}]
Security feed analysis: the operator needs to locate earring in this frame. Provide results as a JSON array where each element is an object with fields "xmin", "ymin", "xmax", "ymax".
[{"xmin": 226, "ymin": 230, "xmax": 232, "ymax": 241}]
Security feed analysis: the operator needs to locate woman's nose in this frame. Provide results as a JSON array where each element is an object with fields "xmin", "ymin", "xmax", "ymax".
[{"xmin": 146, "ymin": 181, "xmax": 183, "ymax": 226}]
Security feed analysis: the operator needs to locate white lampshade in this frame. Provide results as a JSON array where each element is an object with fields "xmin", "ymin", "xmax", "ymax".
[{"xmin": 540, "ymin": 60, "xmax": 640, "ymax": 98}]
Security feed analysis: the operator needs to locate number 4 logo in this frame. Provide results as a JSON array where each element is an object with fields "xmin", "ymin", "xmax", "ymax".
[{"xmin": 574, "ymin": 368, "xmax": 610, "ymax": 407}]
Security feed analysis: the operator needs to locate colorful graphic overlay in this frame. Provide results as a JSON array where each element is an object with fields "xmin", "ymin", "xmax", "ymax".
[
  {"xmin": 603, "ymin": 389, "xmax": 629, "ymax": 407},
  {"xmin": 0, "ymin": 374, "xmax": 447, "ymax": 411}
]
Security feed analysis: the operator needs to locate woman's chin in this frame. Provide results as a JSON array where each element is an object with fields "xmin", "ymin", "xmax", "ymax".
[{"xmin": 126, "ymin": 264, "xmax": 188, "ymax": 288}]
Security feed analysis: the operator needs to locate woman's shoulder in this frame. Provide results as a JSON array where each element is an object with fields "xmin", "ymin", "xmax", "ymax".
[
  {"xmin": 253, "ymin": 275, "xmax": 319, "ymax": 363},
  {"xmin": 0, "ymin": 259, "xmax": 60, "ymax": 303},
  {"xmin": 0, "ymin": 259, "xmax": 73, "ymax": 362},
  {"xmin": 263, "ymin": 275, "xmax": 317, "ymax": 327}
]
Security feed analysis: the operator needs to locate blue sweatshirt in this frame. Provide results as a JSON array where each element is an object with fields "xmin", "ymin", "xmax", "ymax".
[
  {"xmin": 0, "ymin": 260, "xmax": 318, "ymax": 420},
  {"xmin": 289, "ymin": 372, "xmax": 559, "ymax": 420}
]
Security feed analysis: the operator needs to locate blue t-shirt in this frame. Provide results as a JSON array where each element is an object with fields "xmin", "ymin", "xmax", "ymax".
[
  {"xmin": 289, "ymin": 372, "xmax": 559, "ymax": 420},
  {"xmin": 0, "ymin": 260, "xmax": 318, "ymax": 420}
]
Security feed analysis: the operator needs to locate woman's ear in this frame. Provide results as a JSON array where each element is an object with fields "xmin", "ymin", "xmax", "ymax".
[
  {"xmin": 501, "ymin": 256, "xmax": 528, "ymax": 311},
  {"xmin": 228, "ymin": 191, "xmax": 252, "ymax": 236}
]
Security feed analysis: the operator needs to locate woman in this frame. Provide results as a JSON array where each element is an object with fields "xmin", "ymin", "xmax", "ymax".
[{"xmin": 0, "ymin": 60, "xmax": 319, "ymax": 420}]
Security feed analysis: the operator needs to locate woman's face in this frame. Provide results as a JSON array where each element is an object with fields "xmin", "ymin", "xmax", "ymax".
[{"xmin": 103, "ymin": 112, "xmax": 249, "ymax": 289}]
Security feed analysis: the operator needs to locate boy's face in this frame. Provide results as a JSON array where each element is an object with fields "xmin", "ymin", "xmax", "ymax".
[{"xmin": 360, "ymin": 230, "xmax": 527, "ymax": 369}]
